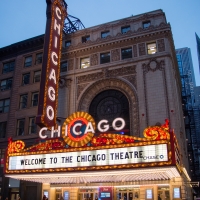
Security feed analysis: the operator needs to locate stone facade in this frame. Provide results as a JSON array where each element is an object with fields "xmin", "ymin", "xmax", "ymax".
[{"xmin": 0, "ymin": 9, "xmax": 192, "ymax": 200}]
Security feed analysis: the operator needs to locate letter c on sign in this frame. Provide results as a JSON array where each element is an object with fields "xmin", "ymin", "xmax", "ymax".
[
  {"xmin": 39, "ymin": 127, "xmax": 48, "ymax": 139},
  {"xmin": 55, "ymin": 7, "xmax": 61, "ymax": 20},
  {"xmin": 51, "ymin": 52, "xmax": 58, "ymax": 65},
  {"xmin": 72, "ymin": 123, "xmax": 82, "ymax": 135}
]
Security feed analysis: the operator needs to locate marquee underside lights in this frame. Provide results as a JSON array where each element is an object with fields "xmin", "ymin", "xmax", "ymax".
[{"xmin": 5, "ymin": 167, "xmax": 181, "ymax": 184}]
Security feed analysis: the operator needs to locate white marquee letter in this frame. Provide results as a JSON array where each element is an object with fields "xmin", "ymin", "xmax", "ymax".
[
  {"xmin": 39, "ymin": 127, "xmax": 48, "ymax": 139},
  {"xmin": 72, "ymin": 123, "xmax": 82, "ymax": 135},
  {"xmin": 49, "ymin": 68, "xmax": 57, "ymax": 84},
  {"xmin": 46, "ymin": 106, "xmax": 54, "ymax": 121},
  {"xmin": 98, "ymin": 120, "xmax": 109, "ymax": 132},
  {"xmin": 112, "ymin": 118, "xmax": 125, "ymax": 131},
  {"xmin": 48, "ymin": 86, "xmax": 55, "ymax": 101},
  {"xmin": 54, "ymin": 19, "xmax": 60, "ymax": 35},
  {"xmin": 51, "ymin": 52, "xmax": 58, "ymax": 66},
  {"xmin": 55, "ymin": 7, "xmax": 61, "ymax": 20},
  {"xmin": 84, "ymin": 122, "xmax": 95, "ymax": 134}
]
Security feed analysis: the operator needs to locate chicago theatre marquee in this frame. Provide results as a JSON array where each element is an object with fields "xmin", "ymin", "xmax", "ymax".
[{"xmin": 4, "ymin": 1, "xmax": 192, "ymax": 200}]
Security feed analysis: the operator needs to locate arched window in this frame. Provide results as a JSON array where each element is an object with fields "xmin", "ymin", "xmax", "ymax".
[{"xmin": 89, "ymin": 89, "xmax": 130, "ymax": 135}]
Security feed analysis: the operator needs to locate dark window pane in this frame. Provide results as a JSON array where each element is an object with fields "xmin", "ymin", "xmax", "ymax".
[
  {"xmin": 0, "ymin": 121, "xmax": 7, "ymax": 138},
  {"xmin": 100, "ymin": 53, "xmax": 110, "ymax": 64},
  {"xmin": 24, "ymin": 56, "xmax": 32, "ymax": 67},
  {"xmin": 121, "ymin": 48, "xmax": 132, "ymax": 59},
  {"xmin": 34, "ymin": 71, "xmax": 41, "ymax": 83},
  {"xmin": 0, "ymin": 78, "xmax": 12, "ymax": 91},
  {"xmin": 121, "ymin": 26, "xmax": 130, "ymax": 34},
  {"xmin": 143, "ymin": 21, "xmax": 151, "ymax": 29},
  {"xmin": 20, "ymin": 94, "xmax": 28, "ymax": 109},
  {"xmin": 22, "ymin": 73, "xmax": 30, "ymax": 85},
  {"xmin": 65, "ymin": 40, "xmax": 71, "ymax": 47},
  {"xmin": 0, "ymin": 99, "xmax": 10, "ymax": 113},
  {"xmin": 17, "ymin": 119, "xmax": 25, "ymax": 136},
  {"xmin": 2, "ymin": 61, "xmax": 15, "ymax": 74},
  {"xmin": 32, "ymin": 92, "xmax": 39, "ymax": 106},
  {"xmin": 60, "ymin": 62, "xmax": 68, "ymax": 72},
  {"xmin": 29, "ymin": 117, "xmax": 37, "ymax": 134},
  {"xmin": 82, "ymin": 36, "xmax": 90, "ymax": 43},
  {"xmin": 101, "ymin": 31, "xmax": 110, "ymax": 38},
  {"xmin": 36, "ymin": 53, "xmax": 43, "ymax": 64}
]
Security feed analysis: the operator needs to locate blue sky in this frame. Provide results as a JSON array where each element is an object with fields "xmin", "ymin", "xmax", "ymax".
[{"xmin": 0, "ymin": 0, "xmax": 200, "ymax": 85}]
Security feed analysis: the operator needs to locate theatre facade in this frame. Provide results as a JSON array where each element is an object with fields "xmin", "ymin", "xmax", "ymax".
[{"xmin": 0, "ymin": 4, "xmax": 192, "ymax": 200}]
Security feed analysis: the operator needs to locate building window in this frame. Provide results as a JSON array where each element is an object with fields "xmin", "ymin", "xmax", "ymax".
[
  {"xmin": 101, "ymin": 31, "xmax": 110, "ymax": 38},
  {"xmin": 22, "ymin": 73, "xmax": 30, "ymax": 85},
  {"xmin": 121, "ymin": 48, "xmax": 132, "ymax": 59},
  {"xmin": 143, "ymin": 21, "xmax": 151, "ymax": 29},
  {"xmin": 2, "ymin": 61, "xmax": 15, "ymax": 74},
  {"xmin": 35, "ymin": 53, "xmax": 43, "ymax": 64},
  {"xmin": 29, "ymin": 117, "xmax": 37, "ymax": 134},
  {"xmin": 33, "ymin": 71, "xmax": 41, "ymax": 83},
  {"xmin": 17, "ymin": 119, "xmax": 25, "ymax": 136},
  {"xmin": 80, "ymin": 57, "xmax": 90, "ymax": 69},
  {"xmin": 0, "ymin": 122, "xmax": 7, "ymax": 138},
  {"xmin": 100, "ymin": 52, "xmax": 110, "ymax": 64},
  {"xmin": 65, "ymin": 40, "xmax": 71, "ymax": 47},
  {"xmin": 121, "ymin": 26, "xmax": 130, "ymax": 34},
  {"xmin": 147, "ymin": 42, "xmax": 157, "ymax": 54},
  {"xmin": 60, "ymin": 62, "xmax": 68, "ymax": 72},
  {"xmin": 0, "ymin": 78, "xmax": 12, "ymax": 91},
  {"xmin": 24, "ymin": 56, "xmax": 32, "ymax": 67},
  {"xmin": 31, "ymin": 92, "xmax": 39, "ymax": 106},
  {"xmin": 19, "ymin": 94, "xmax": 28, "ymax": 109},
  {"xmin": 0, "ymin": 149, "xmax": 5, "ymax": 167},
  {"xmin": 82, "ymin": 35, "xmax": 90, "ymax": 43},
  {"xmin": 0, "ymin": 98, "xmax": 10, "ymax": 113}
]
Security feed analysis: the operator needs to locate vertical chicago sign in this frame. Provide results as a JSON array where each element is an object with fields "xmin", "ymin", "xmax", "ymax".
[{"xmin": 36, "ymin": 0, "xmax": 67, "ymax": 128}]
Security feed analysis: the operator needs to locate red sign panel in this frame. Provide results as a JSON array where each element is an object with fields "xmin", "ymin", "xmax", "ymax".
[{"xmin": 36, "ymin": 0, "xmax": 67, "ymax": 128}]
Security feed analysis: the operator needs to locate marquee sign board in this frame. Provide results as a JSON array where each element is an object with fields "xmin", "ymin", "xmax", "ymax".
[
  {"xmin": 5, "ymin": 116, "xmax": 175, "ymax": 173},
  {"xmin": 8, "ymin": 144, "xmax": 168, "ymax": 170},
  {"xmin": 36, "ymin": 0, "xmax": 67, "ymax": 128}
]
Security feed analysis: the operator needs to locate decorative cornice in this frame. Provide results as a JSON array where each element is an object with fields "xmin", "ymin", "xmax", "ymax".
[{"xmin": 62, "ymin": 22, "xmax": 171, "ymax": 58}]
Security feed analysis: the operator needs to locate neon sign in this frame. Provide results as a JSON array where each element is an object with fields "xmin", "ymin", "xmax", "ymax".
[
  {"xmin": 36, "ymin": 0, "xmax": 67, "ymax": 128},
  {"xmin": 39, "ymin": 112, "xmax": 126, "ymax": 147}
]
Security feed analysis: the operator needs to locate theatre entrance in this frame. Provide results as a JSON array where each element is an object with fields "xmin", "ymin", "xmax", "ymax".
[
  {"xmin": 78, "ymin": 189, "xmax": 98, "ymax": 200},
  {"xmin": 116, "ymin": 188, "xmax": 140, "ymax": 200}
]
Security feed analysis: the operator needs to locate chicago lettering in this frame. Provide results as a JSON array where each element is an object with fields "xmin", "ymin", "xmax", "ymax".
[
  {"xmin": 39, "ymin": 117, "xmax": 125, "ymax": 139},
  {"xmin": 46, "ymin": 6, "xmax": 62, "ymax": 122},
  {"xmin": 77, "ymin": 154, "xmax": 106, "ymax": 162}
]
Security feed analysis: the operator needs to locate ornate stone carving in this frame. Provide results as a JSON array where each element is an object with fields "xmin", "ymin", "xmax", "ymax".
[
  {"xmin": 123, "ymin": 75, "xmax": 137, "ymax": 88},
  {"xmin": 59, "ymin": 78, "xmax": 72, "ymax": 88},
  {"xmin": 138, "ymin": 43, "xmax": 146, "ymax": 56},
  {"xmin": 77, "ymin": 72, "xmax": 103, "ymax": 84},
  {"xmin": 77, "ymin": 83, "xmax": 89, "ymax": 99},
  {"xmin": 111, "ymin": 49, "xmax": 120, "ymax": 62},
  {"xmin": 142, "ymin": 58, "xmax": 165, "ymax": 73},
  {"xmin": 77, "ymin": 65, "xmax": 136, "ymax": 84},
  {"xmin": 68, "ymin": 59, "xmax": 74, "ymax": 71},
  {"xmin": 90, "ymin": 53, "xmax": 98, "ymax": 66},
  {"xmin": 157, "ymin": 39, "xmax": 165, "ymax": 52},
  {"xmin": 133, "ymin": 45, "xmax": 137, "ymax": 57}
]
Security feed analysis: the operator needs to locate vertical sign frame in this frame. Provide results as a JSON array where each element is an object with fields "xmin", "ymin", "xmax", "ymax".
[{"xmin": 36, "ymin": 0, "xmax": 67, "ymax": 128}]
